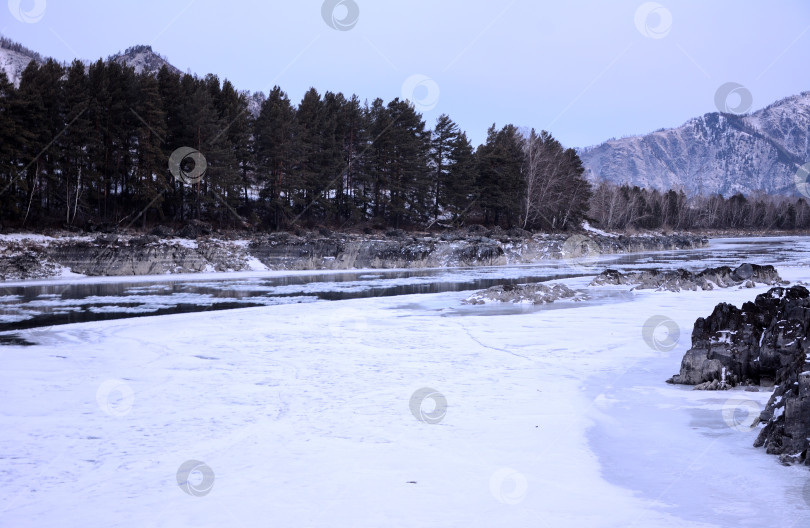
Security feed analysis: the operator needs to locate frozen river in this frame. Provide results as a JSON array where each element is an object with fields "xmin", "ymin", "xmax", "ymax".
[
  {"xmin": 1, "ymin": 236, "xmax": 809, "ymax": 527},
  {"xmin": 1, "ymin": 236, "xmax": 809, "ymax": 333}
]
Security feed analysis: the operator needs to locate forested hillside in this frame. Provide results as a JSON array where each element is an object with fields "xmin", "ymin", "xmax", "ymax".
[{"xmin": 0, "ymin": 54, "xmax": 589, "ymax": 232}]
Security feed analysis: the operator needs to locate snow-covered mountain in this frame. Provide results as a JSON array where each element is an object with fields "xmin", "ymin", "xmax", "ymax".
[
  {"xmin": 108, "ymin": 45, "xmax": 183, "ymax": 76},
  {"xmin": 0, "ymin": 37, "xmax": 44, "ymax": 87},
  {"xmin": 0, "ymin": 36, "xmax": 262, "ymax": 117},
  {"xmin": 579, "ymin": 92, "xmax": 810, "ymax": 197},
  {"xmin": 0, "ymin": 37, "xmax": 186, "ymax": 86}
]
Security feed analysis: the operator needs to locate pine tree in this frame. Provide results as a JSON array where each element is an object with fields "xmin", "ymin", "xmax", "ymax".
[
  {"xmin": 340, "ymin": 94, "xmax": 368, "ymax": 221},
  {"xmin": 476, "ymin": 124, "xmax": 523, "ymax": 227},
  {"xmin": 131, "ymin": 72, "xmax": 167, "ymax": 228},
  {"xmin": 293, "ymin": 88, "xmax": 326, "ymax": 223},
  {"xmin": 156, "ymin": 65, "xmax": 185, "ymax": 221},
  {"xmin": 62, "ymin": 59, "xmax": 92, "ymax": 226},
  {"xmin": 254, "ymin": 86, "xmax": 296, "ymax": 229},
  {"xmin": 0, "ymin": 70, "xmax": 22, "ymax": 222},
  {"xmin": 322, "ymin": 91, "xmax": 350, "ymax": 224},
  {"xmin": 213, "ymin": 80, "xmax": 252, "ymax": 226},
  {"xmin": 366, "ymin": 98, "xmax": 392, "ymax": 221},
  {"xmin": 430, "ymin": 114, "xmax": 457, "ymax": 220},
  {"xmin": 385, "ymin": 98, "xmax": 431, "ymax": 228},
  {"xmin": 430, "ymin": 115, "xmax": 477, "ymax": 225},
  {"xmin": 15, "ymin": 59, "xmax": 65, "ymax": 223},
  {"xmin": 445, "ymin": 131, "xmax": 477, "ymax": 224}
]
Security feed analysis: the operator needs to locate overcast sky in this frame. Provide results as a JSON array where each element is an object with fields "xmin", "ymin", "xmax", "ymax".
[{"xmin": 2, "ymin": 0, "xmax": 809, "ymax": 148}]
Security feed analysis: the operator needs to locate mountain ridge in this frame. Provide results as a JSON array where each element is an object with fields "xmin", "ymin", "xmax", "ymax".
[
  {"xmin": 578, "ymin": 91, "xmax": 810, "ymax": 197},
  {"xmin": 0, "ymin": 36, "xmax": 187, "ymax": 87}
]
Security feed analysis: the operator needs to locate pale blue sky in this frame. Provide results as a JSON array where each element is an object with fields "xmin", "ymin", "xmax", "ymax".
[{"xmin": 2, "ymin": 0, "xmax": 809, "ymax": 148}]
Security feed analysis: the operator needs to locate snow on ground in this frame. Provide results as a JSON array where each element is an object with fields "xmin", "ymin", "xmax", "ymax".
[
  {"xmin": 1, "ymin": 264, "xmax": 810, "ymax": 526},
  {"xmin": 0, "ymin": 233, "xmax": 95, "ymax": 245},
  {"xmin": 582, "ymin": 221, "xmax": 618, "ymax": 237},
  {"xmin": 172, "ymin": 238, "xmax": 198, "ymax": 249},
  {"xmin": 243, "ymin": 255, "xmax": 270, "ymax": 271}
]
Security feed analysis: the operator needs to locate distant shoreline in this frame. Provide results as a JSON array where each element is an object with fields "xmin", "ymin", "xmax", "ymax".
[{"xmin": 0, "ymin": 227, "xmax": 712, "ymax": 282}]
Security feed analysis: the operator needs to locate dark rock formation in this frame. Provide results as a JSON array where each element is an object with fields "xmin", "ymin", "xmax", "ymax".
[
  {"xmin": 175, "ymin": 220, "xmax": 212, "ymax": 239},
  {"xmin": 506, "ymin": 227, "xmax": 531, "ymax": 238},
  {"xmin": 668, "ymin": 285, "xmax": 810, "ymax": 466},
  {"xmin": 591, "ymin": 264, "xmax": 781, "ymax": 292},
  {"xmin": 129, "ymin": 235, "xmax": 159, "ymax": 247},
  {"xmin": 94, "ymin": 233, "xmax": 119, "ymax": 245},
  {"xmin": 0, "ymin": 248, "xmax": 61, "ymax": 281},
  {"xmin": 150, "ymin": 225, "xmax": 174, "ymax": 238},
  {"xmin": 692, "ymin": 379, "xmax": 732, "ymax": 391}
]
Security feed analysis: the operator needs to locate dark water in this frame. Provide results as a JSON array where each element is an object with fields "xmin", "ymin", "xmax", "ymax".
[{"xmin": 0, "ymin": 236, "xmax": 807, "ymax": 335}]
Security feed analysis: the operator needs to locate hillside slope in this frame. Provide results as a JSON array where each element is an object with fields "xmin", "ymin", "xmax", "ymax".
[{"xmin": 579, "ymin": 92, "xmax": 810, "ymax": 197}]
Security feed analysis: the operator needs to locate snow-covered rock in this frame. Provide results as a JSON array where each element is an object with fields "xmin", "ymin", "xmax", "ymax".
[
  {"xmin": 108, "ymin": 45, "xmax": 183, "ymax": 76},
  {"xmin": 462, "ymin": 282, "xmax": 581, "ymax": 305},
  {"xmin": 590, "ymin": 263, "xmax": 782, "ymax": 292}
]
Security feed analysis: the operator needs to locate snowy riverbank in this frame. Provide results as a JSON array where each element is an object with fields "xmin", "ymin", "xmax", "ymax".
[{"xmin": 0, "ymin": 228, "xmax": 707, "ymax": 281}]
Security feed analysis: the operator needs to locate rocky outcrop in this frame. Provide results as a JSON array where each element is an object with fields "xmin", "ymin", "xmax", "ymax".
[
  {"xmin": 247, "ymin": 232, "xmax": 508, "ymax": 270},
  {"xmin": 755, "ymin": 364, "xmax": 810, "ymax": 465},
  {"xmin": 591, "ymin": 263, "xmax": 782, "ymax": 291},
  {"xmin": 0, "ymin": 230, "xmax": 708, "ymax": 279},
  {"xmin": 0, "ymin": 246, "xmax": 61, "ymax": 281},
  {"xmin": 669, "ymin": 285, "xmax": 804, "ymax": 387},
  {"xmin": 462, "ymin": 282, "xmax": 581, "ymax": 305},
  {"xmin": 247, "ymin": 231, "xmax": 706, "ymax": 271},
  {"xmin": 44, "ymin": 238, "xmax": 251, "ymax": 276},
  {"xmin": 668, "ymin": 285, "xmax": 810, "ymax": 466}
]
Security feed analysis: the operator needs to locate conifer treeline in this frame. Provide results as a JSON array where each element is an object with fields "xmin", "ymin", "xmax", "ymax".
[
  {"xmin": 590, "ymin": 182, "xmax": 810, "ymax": 231},
  {"xmin": 2, "ymin": 57, "xmax": 809, "ymax": 233},
  {"xmin": 0, "ymin": 58, "xmax": 590, "ymax": 231}
]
